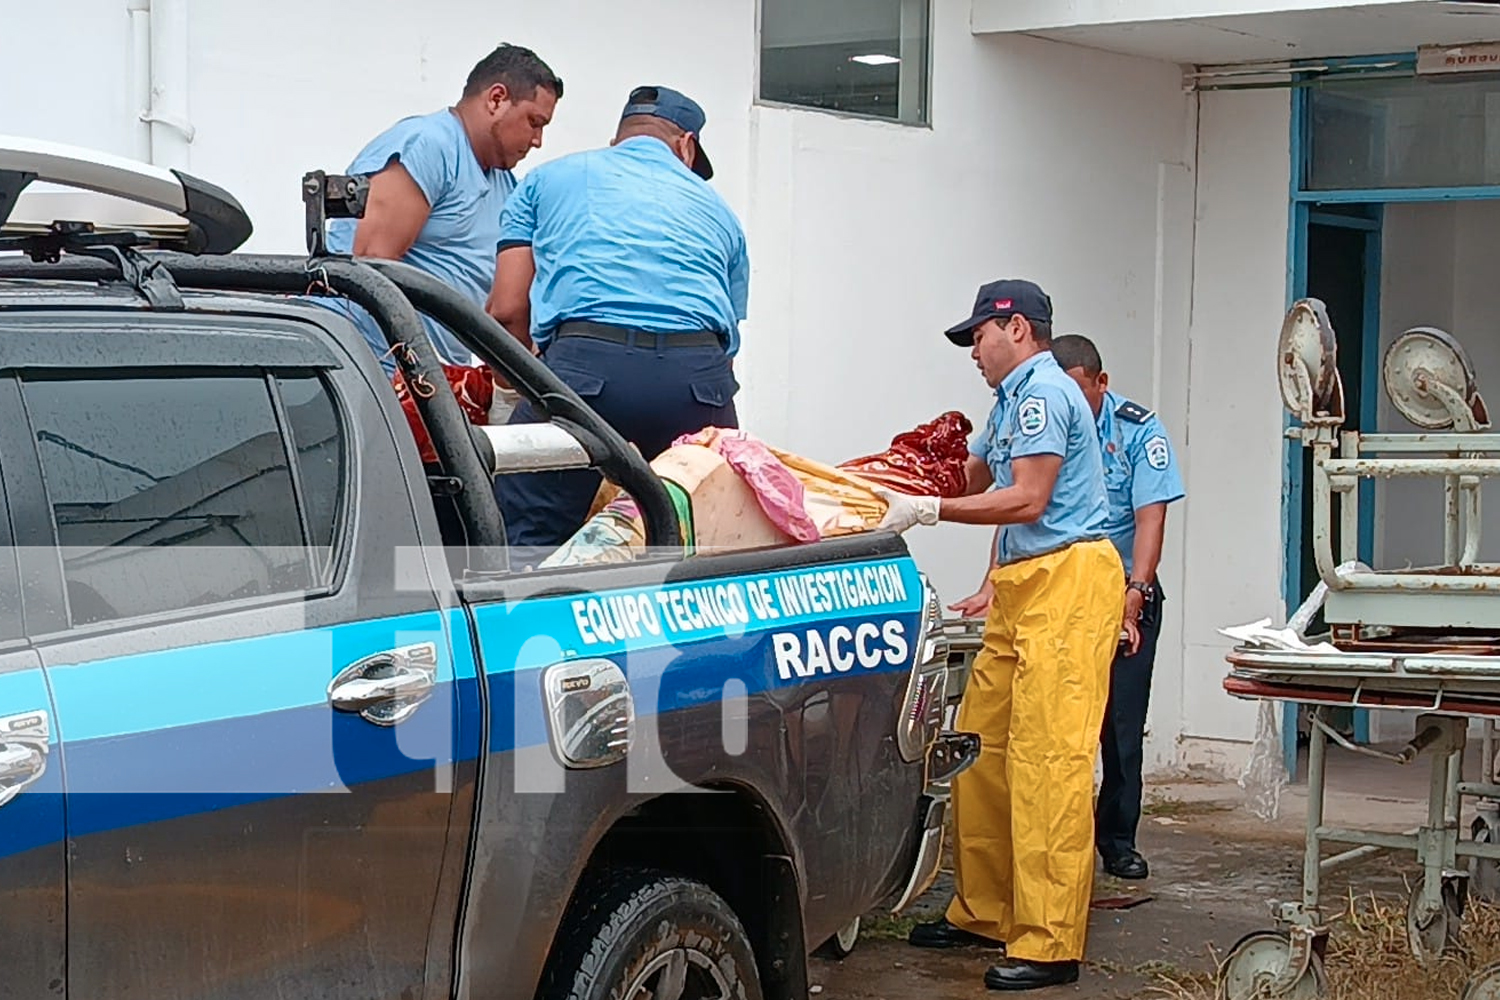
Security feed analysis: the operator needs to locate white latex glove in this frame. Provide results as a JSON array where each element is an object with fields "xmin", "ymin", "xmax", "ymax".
[{"xmin": 875, "ymin": 489, "xmax": 941, "ymax": 533}]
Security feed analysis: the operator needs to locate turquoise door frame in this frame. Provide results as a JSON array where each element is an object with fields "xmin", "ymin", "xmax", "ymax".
[
  {"xmin": 1280, "ymin": 68, "xmax": 1500, "ymax": 775},
  {"xmin": 1282, "ymin": 202, "xmax": 1381, "ymax": 775}
]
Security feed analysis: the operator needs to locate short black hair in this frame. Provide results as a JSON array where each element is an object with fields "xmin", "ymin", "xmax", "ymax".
[
  {"xmin": 462, "ymin": 44, "xmax": 563, "ymax": 101},
  {"xmin": 1051, "ymin": 333, "xmax": 1102, "ymax": 375},
  {"xmin": 1027, "ymin": 319, "xmax": 1054, "ymax": 348}
]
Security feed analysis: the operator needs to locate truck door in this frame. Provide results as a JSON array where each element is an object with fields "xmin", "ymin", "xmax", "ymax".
[
  {"xmin": 0, "ymin": 318, "xmax": 477, "ymax": 1000},
  {"xmin": 0, "ymin": 462, "xmax": 63, "ymax": 1000}
]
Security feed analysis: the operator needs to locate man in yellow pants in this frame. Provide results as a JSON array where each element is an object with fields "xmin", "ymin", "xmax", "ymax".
[{"xmin": 878, "ymin": 279, "xmax": 1124, "ymax": 991}]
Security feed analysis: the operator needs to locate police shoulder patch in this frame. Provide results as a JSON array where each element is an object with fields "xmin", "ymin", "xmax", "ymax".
[
  {"xmin": 1115, "ymin": 399, "xmax": 1155, "ymax": 424},
  {"xmin": 1016, "ymin": 396, "xmax": 1048, "ymax": 436},
  {"xmin": 1145, "ymin": 434, "xmax": 1170, "ymax": 470}
]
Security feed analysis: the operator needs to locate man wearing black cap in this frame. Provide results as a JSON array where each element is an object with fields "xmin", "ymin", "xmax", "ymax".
[
  {"xmin": 884, "ymin": 280, "xmax": 1123, "ymax": 991},
  {"xmin": 487, "ymin": 84, "xmax": 748, "ymax": 554}
]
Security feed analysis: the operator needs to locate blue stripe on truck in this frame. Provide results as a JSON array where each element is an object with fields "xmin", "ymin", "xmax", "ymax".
[{"xmin": 0, "ymin": 556, "xmax": 925, "ymax": 857}]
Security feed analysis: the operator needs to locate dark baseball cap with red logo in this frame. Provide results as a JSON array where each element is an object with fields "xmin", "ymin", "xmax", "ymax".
[{"xmin": 943, "ymin": 279, "xmax": 1054, "ymax": 346}]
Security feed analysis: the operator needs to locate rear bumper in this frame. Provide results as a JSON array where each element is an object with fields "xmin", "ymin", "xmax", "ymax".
[{"xmin": 889, "ymin": 730, "xmax": 980, "ymax": 913}]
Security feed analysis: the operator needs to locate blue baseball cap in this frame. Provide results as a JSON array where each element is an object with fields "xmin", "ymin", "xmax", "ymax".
[
  {"xmin": 620, "ymin": 85, "xmax": 714, "ymax": 180},
  {"xmin": 944, "ymin": 279, "xmax": 1054, "ymax": 346}
]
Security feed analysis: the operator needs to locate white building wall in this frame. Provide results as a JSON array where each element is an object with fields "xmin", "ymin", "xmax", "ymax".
[
  {"xmin": 1174, "ymin": 88, "xmax": 1294, "ymax": 772},
  {"xmin": 1, "ymin": 0, "xmax": 1297, "ymax": 772}
]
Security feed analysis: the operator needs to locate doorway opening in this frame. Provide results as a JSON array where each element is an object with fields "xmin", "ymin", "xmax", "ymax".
[{"xmin": 1284, "ymin": 194, "xmax": 1500, "ymax": 774}]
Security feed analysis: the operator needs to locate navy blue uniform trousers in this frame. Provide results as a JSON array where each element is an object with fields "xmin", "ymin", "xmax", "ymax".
[
  {"xmin": 1095, "ymin": 578, "xmax": 1164, "ymax": 861},
  {"xmin": 494, "ymin": 331, "xmax": 739, "ymax": 551}
]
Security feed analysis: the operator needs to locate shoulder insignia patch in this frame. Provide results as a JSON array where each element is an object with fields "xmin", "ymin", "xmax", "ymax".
[
  {"xmin": 1145, "ymin": 434, "xmax": 1170, "ymax": 471},
  {"xmin": 1016, "ymin": 396, "xmax": 1048, "ymax": 436},
  {"xmin": 1115, "ymin": 399, "xmax": 1154, "ymax": 424}
]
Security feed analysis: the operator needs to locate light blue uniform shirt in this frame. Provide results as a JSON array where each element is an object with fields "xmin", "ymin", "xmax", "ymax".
[
  {"xmin": 314, "ymin": 108, "xmax": 516, "ymax": 371},
  {"xmin": 970, "ymin": 352, "xmax": 1110, "ymax": 565},
  {"xmin": 497, "ymin": 136, "xmax": 749, "ymax": 356},
  {"xmin": 1096, "ymin": 389, "xmax": 1185, "ymax": 576}
]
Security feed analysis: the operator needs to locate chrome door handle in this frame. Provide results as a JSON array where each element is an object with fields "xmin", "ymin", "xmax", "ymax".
[
  {"xmin": 0, "ymin": 710, "xmax": 50, "ymax": 808},
  {"xmin": 327, "ymin": 643, "xmax": 437, "ymax": 726}
]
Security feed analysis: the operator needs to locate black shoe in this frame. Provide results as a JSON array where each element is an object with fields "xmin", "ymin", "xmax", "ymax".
[
  {"xmin": 1102, "ymin": 850, "xmax": 1149, "ymax": 880},
  {"xmin": 907, "ymin": 918, "xmax": 1004, "ymax": 950},
  {"xmin": 984, "ymin": 960, "xmax": 1080, "ymax": 991}
]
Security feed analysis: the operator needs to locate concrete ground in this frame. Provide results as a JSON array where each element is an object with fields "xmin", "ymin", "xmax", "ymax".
[{"xmin": 807, "ymin": 741, "xmax": 1480, "ymax": 999}]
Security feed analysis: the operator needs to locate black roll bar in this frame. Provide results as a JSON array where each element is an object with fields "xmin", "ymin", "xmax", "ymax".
[
  {"xmin": 0, "ymin": 249, "xmax": 683, "ymax": 557},
  {"xmin": 359, "ymin": 258, "xmax": 680, "ymax": 552}
]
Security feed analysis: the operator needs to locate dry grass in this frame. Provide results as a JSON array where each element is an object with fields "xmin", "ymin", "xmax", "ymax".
[{"xmin": 1139, "ymin": 884, "xmax": 1500, "ymax": 1000}]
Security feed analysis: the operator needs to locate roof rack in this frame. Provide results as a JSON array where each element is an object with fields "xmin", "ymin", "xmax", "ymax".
[{"xmin": 0, "ymin": 135, "xmax": 253, "ymax": 256}]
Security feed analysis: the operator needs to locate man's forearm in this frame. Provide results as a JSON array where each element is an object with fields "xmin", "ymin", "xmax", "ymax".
[
  {"xmin": 940, "ymin": 485, "xmax": 1044, "ymax": 526},
  {"xmin": 1130, "ymin": 503, "xmax": 1167, "ymax": 584}
]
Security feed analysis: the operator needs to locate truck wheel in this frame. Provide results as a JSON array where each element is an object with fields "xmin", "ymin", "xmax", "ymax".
[{"xmin": 544, "ymin": 869, "xmax": 763, "ymax": 1000}]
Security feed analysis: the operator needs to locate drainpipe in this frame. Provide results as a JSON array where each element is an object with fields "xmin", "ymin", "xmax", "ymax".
[
  {"xmin": 137, "ymin": 0, "xmax": 195, "ymax": 168},
  {"xmin": 126, "ymin": 0, "xmax": 153, "ymax": 162}
]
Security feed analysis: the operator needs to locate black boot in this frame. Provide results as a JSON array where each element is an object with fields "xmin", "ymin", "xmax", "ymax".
[
  {"xmin": 1102, "ymin": 849, "xmax": 1149, "ymax": 880},
  {"xmin": 984, "ymin": 960, "xmax": 1080, "ymax": 991},
  {"xmin": 908, "ymin": 918, "xmax": 1004, "ymax": 950}
]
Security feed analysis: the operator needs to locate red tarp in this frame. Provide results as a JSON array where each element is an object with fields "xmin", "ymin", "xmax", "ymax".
[
  {"xmin": 837, "ymin": 410, "xmax": 974, "ymax": 498},
  {"xmin": 393, "ymin": 364, "xmax": 495, "ymax": 465}
]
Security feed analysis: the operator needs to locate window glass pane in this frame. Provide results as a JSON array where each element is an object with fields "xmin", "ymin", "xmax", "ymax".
[
  {"xmin": 1308, "ymin": 76, "xmax": 1500, "ymax": 190},
  {"xmin": 277, "ymin": 374, "xmax": 345, "ymax": 565},
  {"xmin": 760, "ymin": 0, "xmax": 930, "ymax": 124},
  {"xmin": 25, "ymin": 374, "xmax": 312, "ymax": 626}
]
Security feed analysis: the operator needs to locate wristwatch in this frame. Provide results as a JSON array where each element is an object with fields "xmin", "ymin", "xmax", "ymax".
[{"xmin": 1126, "ymin": 580, "xmax": 1155, "ymax": 600}]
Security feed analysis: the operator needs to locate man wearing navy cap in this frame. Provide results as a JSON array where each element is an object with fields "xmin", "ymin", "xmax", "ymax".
[
  {"xmin": 1052, "ymin": 333, "xmax": 1185, "ymax": 883},
  {"xmin": 886, "ymin": 280, "xmax": 1122, "ymax": 991},
  {"xmin": 487, "ymin": 84, "xmax": 749, "ymax": 554}
]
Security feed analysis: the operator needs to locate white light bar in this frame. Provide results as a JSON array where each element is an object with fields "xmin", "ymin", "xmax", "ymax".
[
  {"xmin": 0, "ymin": 134, "xmax": 186, "ymax": 213},
  {"xmin": 0, "ymin": 135, "xmax": 252, "ymax": 254},
  {"xmin": 6, "ymin": 186, "xmax": 190, "ymax": 237}
]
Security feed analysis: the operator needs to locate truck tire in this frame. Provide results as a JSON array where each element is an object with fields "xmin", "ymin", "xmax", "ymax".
[
  {"xmin": 814, "ymin": 916, "xmax": 860, "ymax": 959},
  {"xmin": 542, "ymin": 868, "xmax": 763, "ymax": 1000}
]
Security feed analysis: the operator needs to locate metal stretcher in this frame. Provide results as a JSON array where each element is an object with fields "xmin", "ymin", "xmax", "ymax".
[{"xmin": 1218, "ymin": 301, "xmax": 1500, "ymax": 1000}]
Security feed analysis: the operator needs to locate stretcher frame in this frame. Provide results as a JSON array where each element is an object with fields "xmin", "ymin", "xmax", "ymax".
[
  {"xmin": 1221, "ymin": 655, "xmax": 1500, "ymax": 998},
  {"xmin": 1218, "ymin": 308, "xmax": 1500, "ymax": 997}
]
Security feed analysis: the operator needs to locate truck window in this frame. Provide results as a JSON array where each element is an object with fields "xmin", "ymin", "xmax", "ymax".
[
  {"xmin": 276, "ymin": 373, "xmax": 346, "ymax": 573},
  {"xmin": 22, "ymin": 371, "xmax": 340, "ymax": 627}
]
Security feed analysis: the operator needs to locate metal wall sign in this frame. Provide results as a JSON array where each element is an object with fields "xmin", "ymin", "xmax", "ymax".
[{"xmin": 1417, "ymin": 41, "xmax": 1500, "ymax": 76}]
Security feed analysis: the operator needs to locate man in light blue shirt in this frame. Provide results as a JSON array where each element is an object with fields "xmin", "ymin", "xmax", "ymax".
[
  {"xmin": 964, "ymin": 352, "xmax": 1110, "ymax": 564},
  {"xmin": 488, "ymin": 85, "xmax": 749, "ymax": 552},
  {"xmin": 314, "ymin": 43, "xmax": 563, "ymax": 372},
  {"xmin": 885, "ymin": 281, "xmax": 1123, "ymax": 991},
  {"xmin": 1053, "ymin": 333, "xmax": 1184, "ymax": 884}
]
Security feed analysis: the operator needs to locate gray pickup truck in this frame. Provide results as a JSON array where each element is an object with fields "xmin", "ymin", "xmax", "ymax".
[{"xmin": 0, "ymin": 139, "xmax": 976, "ymax": 1000}]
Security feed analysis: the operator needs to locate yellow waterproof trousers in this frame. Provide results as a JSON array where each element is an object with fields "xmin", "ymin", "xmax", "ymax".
[{"xmin": 945, "ymin": 538, "xmax": 1124, "ymax": 962}]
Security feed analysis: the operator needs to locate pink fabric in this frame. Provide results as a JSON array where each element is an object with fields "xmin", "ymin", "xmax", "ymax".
[{"xmin": 673, "ymin": 428, "xmax": 822, "ymax": 543}]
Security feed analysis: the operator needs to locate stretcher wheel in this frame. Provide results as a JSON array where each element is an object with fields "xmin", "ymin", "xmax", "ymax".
[
  {"xmin": 1216, "ymin": 930, "xmax": 1327, "ymax": 999},
  {"xmin": 1463, "ymin": 960, "xmax": 1500, "ymax": 1000},
  {"xmin": 1406, "ymin": 876, "xmax": 1466, "ymax": 966},
  {"xmin": 1469, "ymin": 815, "xmax": 1500, "ymax": 904}
]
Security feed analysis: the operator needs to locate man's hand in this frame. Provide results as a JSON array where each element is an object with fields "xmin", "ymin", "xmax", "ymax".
[
  {"xmin": 949, "ymin": 579, "xmax": 994, "ymax": 619},
  {"xmin": 1120, "ymin": 615, "xmax": 1141, "ymax": 657},
  {"xmin": 875, "ymin": 489, "xmax": 940, "ymax": 533},
  {"xmin": 1120, "ymin": 586, "xmax": 1145, "ymax": 656}
]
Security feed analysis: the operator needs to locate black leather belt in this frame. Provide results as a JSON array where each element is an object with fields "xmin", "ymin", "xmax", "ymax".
[{"xmin": 554, "ymin": 320, "xmax": 723, "ymax": 350}]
